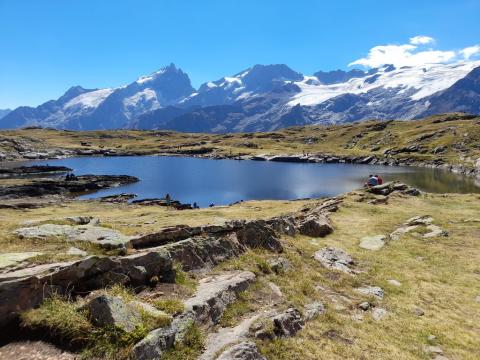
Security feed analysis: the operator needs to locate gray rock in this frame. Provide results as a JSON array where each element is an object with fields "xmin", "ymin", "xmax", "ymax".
[
  {"xmin": 216, "ymin": 341, "xmax": 266, "ymax": 360},
  {"xmin": 406, "ymin": 215, "xmax": 433, "ymax": 226},
  {"xmin": 314, "ymin": 247, "xmax": 356, "ymax": 274},
  {"xmin": 423, "ymin": 224, "xmax": 448, "ymax": 238},
  {"xmin": 184, "ymin": 271, "xmax": 256, "ymax": 326},
  {"xmin": 387, "ymin": 279, "xmax": 402, "ymax": 287},
  {"xmin": 267, "ymin": 257, "xmax": 290, "ymax": 274},
  {"xmin": 131, "ymin": 325, "xmax": 177, "ymax": 360},
  {"xmin": 359, "ymin": 235, "xmax": 386, "ymax": 250},
  {"xmin": 85, "ymin": 295, "xmax": 142, "ymax": 332},
  {"xmin": 272, "ymin": 308, "xmax": 305, "ymax": 337},
  {"xmin": 14, "ymin": 223, "xmax": 132, "ymax": 249},
  {"xmin": 413, "ymin": 307, "xmax": 425, "ymax": 316},
  {"xmin": 66, "ymin": 247, "xmax": 87, "ymax": 257},
  {"xmin": 358, "ymin": 302, "xmax": 371, "ymax": 311},
  {"xmin": 0, "ymin": 252, "xmax": 42, "ymax": 270},
  {"xmin": 372, "ymin": 308, "xmax": 388, "ymax": 321},
  {"xmin": 235, "ymin": 220, "xmax": 283, "ymax": 252},
  {"xmin": 298, "ymin": 215, "xmax": 333, "ymax": 237},
  {"xmin": 66, "ymin": 216, "xmax": 95, "ymax": 225},
  {"xmin": 355, "ymin": 286, "xmax": 384, "ymax": 299},
  {"xmin": 303, "ymin": 301, "xmax": 325, "ymax": 320},
  {"xmin": 267, "ymin": 216, "xmax": 297, "ymax": 236}
]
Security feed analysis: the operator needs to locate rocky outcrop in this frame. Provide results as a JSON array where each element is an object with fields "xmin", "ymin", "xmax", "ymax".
[
  {"xmin": 368, "ymin": 182, "xmax": 420, "ymax": 196},
  {"xmin": 132, "ymin": 271, "xmax": 255, "ymax": 360},
  {"xmin": 0, "ymin": 251, "xmax": 174, "ymax": 328},
  {"xmin": 297, "ymin": 215, "xmax": 333, "ymax": 237},
  {"xmin": 216, "ymin": 341, "xmax": 266, "ymax": 360},
  {"xmin": 14, "ymin": 223, "xmax": 133, "ymax": 249},
  {"xmin": 314, "ymin": 247, "xmax": 357, "ymax": 274},
  {"xmin": 0, "ymin": 165, "xmax": 72, "ymax": 176},
  {"xmin": 84, "ymin": 294, "xmax": 143, "ymax": 332},
  {"xmin": 0, "ymin": 175, "xmax": 139, "ymax": 198}
]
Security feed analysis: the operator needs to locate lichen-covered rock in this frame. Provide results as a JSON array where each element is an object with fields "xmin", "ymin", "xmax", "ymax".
[
  {"xmin": 216, "ymin": 341, "xmax": 266, "ymax": 360},
  {"xmin": 298, "ymin": 215, "xmax": 333, "ymax": 237},
  {"xmin": 359, "ymin": 235, "xmax": 386, "ymax": 251},
  {"xmin": 131, "ymin": 325, "xmax": 177, "ymax": 360},
  {"xmin": 267, "ymin": 257, "xmax": 290, "ymax": 274},
  {"xmin": 272, "ymin": 308, "xmax": 305, "ymax": 337},
  {"xmin": 314, "ymin": 247, "xmax": 356, "ymax": 274},
  {"xmin": 304, "ymin": 301, "xmax": 325, "ymax": 320},
  {"xmin": 85, "ymin": 295, "xmax": 142, "ymax": 332},
  {"xmin": 355, "ymin": 286, "xmax": 384, "ymax": 299},
  {"xmin": 235, "ymin": 220, "xmax": 283, "ymax": 252}
]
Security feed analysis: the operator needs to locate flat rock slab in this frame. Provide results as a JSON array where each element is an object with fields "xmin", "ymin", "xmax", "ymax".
[
  {"xmin": 185, "ymin": 271, "xmax": 256, "ymax": 325},
  {"xmin": 359, "ymin": 235, "xmax": 386, "ymax": 250},
  {"xmin": 355, "ymin": 286, "xmax": 384, "ymax": 299},
  {"xmin": 216, "ymin": 341, "xmax": 266, "ymax": 360},
  {"xmin": 314, "ymin": 247, "xmax": 356, "ymax": 274},
  {"xmin": 14, "ymin": 223, "xmax": 132, "ymax": 248},
  {"xmin": 0, "ymin": 340, "xmax": 76, "ymax": 360},
  {"xmin": 199, "ymin": 312, "xmax": 269, "ymax": 360},
  {"xmin": 0, "ymin": 252, "xmax": 41, "ymax": 271}
]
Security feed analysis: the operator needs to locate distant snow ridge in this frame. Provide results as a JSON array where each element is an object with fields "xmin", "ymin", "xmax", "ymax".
[{"xmin": 2, "ymin": 61, "xmax": 480, "ymax": 132}]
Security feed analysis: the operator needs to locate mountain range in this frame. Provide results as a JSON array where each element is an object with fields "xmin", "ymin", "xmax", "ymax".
[{"xmin": 2, "ymin": 61, "xmax": 480, "ymax": 132}]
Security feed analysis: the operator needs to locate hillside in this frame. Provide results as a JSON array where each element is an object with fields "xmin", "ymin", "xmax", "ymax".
[{"xmin": 1, "ymin": 113, "xmax": 479, "ymax": 175}]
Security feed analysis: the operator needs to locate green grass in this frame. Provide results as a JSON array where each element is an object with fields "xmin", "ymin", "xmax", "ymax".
[
  {"xmin": 152, "ymin": 298, "xmax": 185, "ymax": 316},
  {"xmin": 162, "ymin": 324, "xmax": 205, "ymax": 360}
]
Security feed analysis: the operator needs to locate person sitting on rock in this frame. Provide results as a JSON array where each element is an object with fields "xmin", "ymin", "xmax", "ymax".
[
  {"xmin": 375, "ymin": 174, "xmax": 384, "ymax": 185},
  {"xmin": 365, "ymin": 174, "xmax": 379, "ymax": 187}
]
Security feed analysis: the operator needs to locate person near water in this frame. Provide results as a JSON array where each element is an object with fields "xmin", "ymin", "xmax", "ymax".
[
  {"xmin": 375, "ymin": 174, "xmax": 384, "ymax": 185},
  {"xmin": 365, "ymin": 174, "xmax": 379, "ymax": 187}
]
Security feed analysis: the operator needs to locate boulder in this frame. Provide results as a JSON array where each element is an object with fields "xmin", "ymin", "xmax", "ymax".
[
  {"xmin": 298, "ymin": 215, "xmax": 333, "ymax": 237},
  {"xmin": 387, "ymin": 279, "xmax": 402, "ymax": 287},
  {"xmin": 267, "ymin": 257, "xmax": 291, "ymax": 274},
  {"xmin": 272, "ymin": 308, "xmax": 305, "ymax": 337},
  {"xmin": 359, "ymin": 235, "xmax": 386, "ymax": 251},
  {"xmin": 372, "ymin": 308, "xmax": 388, "ymax": 321},
  {"xmin": 235, "ymin": 220, "xmax": 283, "ymax": 252},
  {"xmin": 314, "ymin": 247, "xmax": 356, "ymax": 274},
  {"xmin": 303, "ymin": 301, "xmax": 325, "ymax": 321},
  {"xmin": 355, "ymin": 286, "xmax": 384, "ymax": 299},
  {"xmin": 216, "ymin": 341, "xmax": 266, "ymax": 360},
  {"xmin": 423, "ymin": 224, "xmax": 448, "ymax": 238},
  {"xmin": 184, "ymin": 271, "xmax": 256, "ymax": 326},
  {"xmin": 84, "ymin": 295, "xmax": 141, "ymax": 332},
  {"xmin": 131, "ymin": 326, "xmax": 177, "ymax": 360}
]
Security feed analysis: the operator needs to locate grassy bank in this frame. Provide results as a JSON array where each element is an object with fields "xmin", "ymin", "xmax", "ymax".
[{"xmin": 1, "ymin": 113, "xmax": 479, "ymax": 170}]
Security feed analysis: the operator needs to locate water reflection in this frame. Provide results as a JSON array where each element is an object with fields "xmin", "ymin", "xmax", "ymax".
[{"xmin": 24, "ymin": 156, "xmax": 479, "ymax": 207}]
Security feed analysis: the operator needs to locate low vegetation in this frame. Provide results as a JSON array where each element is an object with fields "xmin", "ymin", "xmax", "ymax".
[{"xmin": 1, "ymin": 113, "xmax": 479, "ymax": 170}]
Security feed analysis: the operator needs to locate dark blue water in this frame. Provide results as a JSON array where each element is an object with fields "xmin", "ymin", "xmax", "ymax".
[{"xmin": 27, "ymin": 156, "xmax": 480, "ymax": 207}]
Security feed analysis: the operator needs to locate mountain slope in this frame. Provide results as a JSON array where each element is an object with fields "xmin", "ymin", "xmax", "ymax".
[
  {"xmin": 1, "ymin": 64, "xmax": 194, "ymax": 130},
  {"xmin": 3, "ymin": 62, "xmax": 480, "ymax": 132},
  {"xmin": 0, "ymin": 109, "xmax": 12, "ymax": 120}
]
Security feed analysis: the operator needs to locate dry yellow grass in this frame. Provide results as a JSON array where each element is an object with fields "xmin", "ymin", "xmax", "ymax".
[
  {"xmin": 218, "ymin": 191, "xmax": 480, "ymax": 360},
  {"xmin": 1, "ymin": 113, "xmax": 479, "ymax": 169}
]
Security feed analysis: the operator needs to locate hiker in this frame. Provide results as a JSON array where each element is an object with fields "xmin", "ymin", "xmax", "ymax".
[
  {"xmin": 193, "ymin": 202, "xmax": 199, "ymax": 209},
  {"xmin": 165, "ymin": 193, "xmax": 171, "ymax": 206},
  {"xmin": 365, "ymin": 174, "xmax": 379, "ymax": 188},
  {"xmin": 375, "ymin": 174, "xmax": 384, "ymax": 185}
]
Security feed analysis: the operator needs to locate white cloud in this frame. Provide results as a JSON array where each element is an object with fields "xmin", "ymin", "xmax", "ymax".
[
  {"xmin": 410, "ymin": 35, "xmax": 435, "ymax": 45},
  {"xmin": 349, "ymin": 36, "xmax": 475, "ymax": 68},
  {"xmin": 460, "ymin": 45, "xmax": 480, "ymax": 59}
]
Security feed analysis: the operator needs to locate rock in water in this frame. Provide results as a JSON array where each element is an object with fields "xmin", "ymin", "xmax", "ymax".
[
  {"xmin": 359, "ymin": 235, "xmax": 386, "ymax": 250},
  {"xmin": 314, "ymin": 247, "xmax": 356, "ymax": 274},
  {"xmin": 216, "ymin": 341, "xmax": 267, "ymax": 360}
]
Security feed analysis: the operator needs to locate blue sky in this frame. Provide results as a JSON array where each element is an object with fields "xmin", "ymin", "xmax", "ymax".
[{"xmin": 1, "ymin": 0, "xmax": 479, "ymax": 108}]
